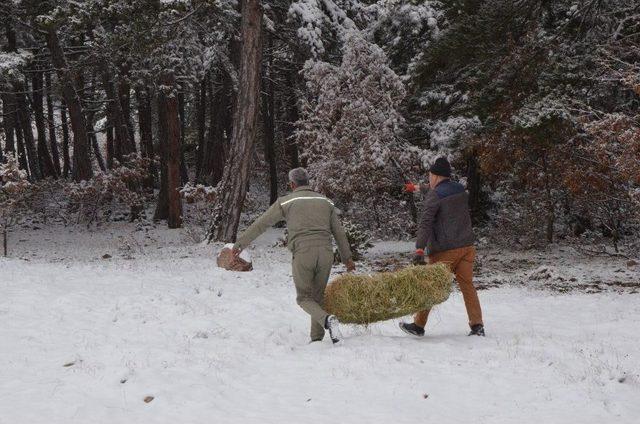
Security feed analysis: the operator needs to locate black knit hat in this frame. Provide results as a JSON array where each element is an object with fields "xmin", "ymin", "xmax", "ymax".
[{"xmin": 429, "ymin": 157, "xmax": 452, "ymax": 177}]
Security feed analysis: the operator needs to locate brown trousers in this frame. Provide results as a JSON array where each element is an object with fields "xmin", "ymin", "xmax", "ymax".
[{"xmin": 414, "ymin": 246, "xmax": 483, "ymax": 328}]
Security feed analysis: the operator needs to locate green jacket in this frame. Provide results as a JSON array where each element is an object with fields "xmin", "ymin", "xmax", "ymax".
[{"xmin": 233, "ymin": 186, "xmax": 352, "ymax": 263}]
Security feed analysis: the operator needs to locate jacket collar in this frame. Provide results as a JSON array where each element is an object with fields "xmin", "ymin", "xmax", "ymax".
[
  {"xmin": 293, "ymin": 185, "xmax": 312, "ymax": 192},
  {"xmin": 432, "ymin": 178, "xmax": 450, "ymax": 189}
]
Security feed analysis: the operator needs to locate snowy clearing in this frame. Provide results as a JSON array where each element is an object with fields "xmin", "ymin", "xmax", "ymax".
[{"xmin": 1, "ymin": 224, "xmax": 639, "ymax": 423}]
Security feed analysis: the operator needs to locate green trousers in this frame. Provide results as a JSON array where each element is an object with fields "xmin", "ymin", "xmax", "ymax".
[{"xmin": 292, "ymin": 245, "xmax": 334, "ymax": 341}]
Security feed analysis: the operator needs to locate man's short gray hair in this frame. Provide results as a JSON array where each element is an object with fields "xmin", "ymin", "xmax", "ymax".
[{"xmin": 288, "ymin": 167, "xmax": 309, "ymax": 186}]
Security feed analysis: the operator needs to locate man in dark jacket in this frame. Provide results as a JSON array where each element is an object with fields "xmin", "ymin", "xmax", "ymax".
[{"xmin": 400, "ymin": 157, "xmax": 485, "ymax": 337}]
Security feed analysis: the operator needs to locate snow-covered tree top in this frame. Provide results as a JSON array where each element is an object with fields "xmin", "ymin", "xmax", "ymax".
[{"xmin": 0, "ymin": 50, "xmax": 33, "ymax": 81}]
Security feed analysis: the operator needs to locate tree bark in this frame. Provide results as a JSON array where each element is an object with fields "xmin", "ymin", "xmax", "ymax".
[
  {"xmin": 45, "ymin": 72, "xmax": 61, "ymax": 176},
  {"xmin": 60, "ymin": 102, "xmax": 71, "ymax": 178},
  {"xmin": 134, "ymin": 86, "xmax": 156, "ymax": 187},
  {"xmin": 465, "ymin": 147, "xmax": 484, "ymax": 224},
  {"xmin": 262, "ymin": 34, "xmax": 278, "ymax": 204},
  {"xmin": 207, "ymin": 0, "xmax": 263, "ymax": 242},
  {"xmin": 154, "ymin": 85, "xmax": 169, "ymax": 221},
  {"xmin": 14, "ymin": 80, "xmax": 40, "ymax": 180},
  {"xmin": 284, "ymin": 79, "xmax": 300, "ymax": 169},
  {"xmin": 84, "ymin": 73, "xmax": 106, "ymax": 173},
  {"xmin": 165, "ymin": 75, "xmax": 183, "ymax": 228},
  {"xmin": 86, "ymin": 109, "xmax": 106, "ymax": 173},
  {"xmin": 195, "ymin": 75, "xmax": 207, "ymax": 180},
  {"xmin": 222, "ymin": 74, "xmax": 234, "ymax": 153},
  {"xmin": 45, "ymin": 27, "xmax": 93, "ymax": 181},
  {"xmin": 91, "ymin": 132, "xmax": 107, "ymax": 172},
  {"xmin": 31, "ymin": 69, "xmax": 57, "ymax": 178},
  {"xmin": 100, "ymin": 65, "xmax": 132, "ymax": 163},
  {"xmin": 178, "ymin": 92, "xmax": 189, "ymax": 184},
  {"xmin": 154, "ymin": 75, "xmax": 183, "ymax": 227},
  {"xmin": 105, "ymin": 123, "xmax": 114, "ymax": 170},
  {"xmin": 118, "ymin": 74, "xmax": 136, "ymax": 154},
  {"xmin": 14, "ymin": 118, "xmax": 29, "ymax": 173},
  {"xmin": 200, "ymin": 75, "xmax": 226, "ymax": 186},
  {"xmin": 2, "ymin": 16, "xmax": 17, "ymax": 159},
  {"xmin": 2, "ymin": 93, "xmax": 16, "ymax": 157},
  {"xmin": 542, "ymin": 154, "xmax": 554, "ymax": 244}
]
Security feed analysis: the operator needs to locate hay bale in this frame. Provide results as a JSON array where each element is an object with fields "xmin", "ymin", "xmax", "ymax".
[
  {"xmin": 217, "ymin": 244, "xmax": 253, "ymax": 272},
  {"xmin": 324, "ymin": 264, "xmax": 453, "ymax": 324}
]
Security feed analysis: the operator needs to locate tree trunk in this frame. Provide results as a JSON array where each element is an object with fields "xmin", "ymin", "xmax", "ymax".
[
  {"xmin": 542, "ymin": 155, "xmax": 554, "ymax": 244},
  {"xmin": 100, "ymin": 65, "xmax": 132, "ymax": 163},
  {"xmin": 195, "ymin": 76, "xmax": 207, "ymax": 181},
  {"xmin": 222, "ymin": 74, "xmax": 234, "ymax": 153},
  {"xmin": 207, "ymin": 0, "xmax": 263, "ymax": 242},
  {"xmin": 14, "ymin": 81, "xmax": 41, "ymax": 180},
  {"xmin": 546, "ymin": 213, "xmax": 554, "ymax": 244},
  {"xmin": 1, "ymin": 93, "xmax": 16, "ymax": 157},
  {"xmin": 165, "ymin": 75, "xmax": 183, "ymax": 228},
  {"xmin": 200, "ymin": 75, "xmax": 226, "ymax": 186},
  {"xmin": 284, "ymin": 81, "xmax": 300, "ymax": 169},
  {"xmin": 154, "ymin": 78, "xmax": 182, "ymax": 228},
  {"xmin": 465, "ymin": 147, "xmax": 484, "ymax": 224},
  {"xmin": 178, "ymin": 92, "xmax": 189, "ymax": 184},
  {"xmin": 105, "ymin": 123, "xmax": 114, "ymax": 169},
  {"xmin": 134, "ymin": 86, "xmax": 156, "ymax": 187},
  {"xmin": 60, "ymin": 103, "xmax": 71, "ymax": 178},
  {"xmin": 118, "ymin": 77, "xmax": 136, "ymax": 154},
  {"xmin": 154, "ymin": 85, "xmax": 170, "ymax": 221},
  {"xmin": 45, "ymin": 27, "xmax": 93, "ymax": 181},
  {"xmin": 262, "ymin": 34, "xmax": 278, "ymax": 204},
  {"xmin": 84, "ymin": 74, "xmax": 105, "ymax": 172},
  {"xmin": 14, "ymin": 119, "xmax": 29, "ymax": 173},
  {"xmin": 45, "ymin": 72, "xmax": 61, "ymax": 176},
  {"xmin": 2, "ymin": 15, "xmax": 17, "ymax": 158},
  {"xmin": 32, "ymin": 69, "xmax": 57, "ymax": 178},
  {"xmin": 91, "ymin": 132, "xmax": 106, "ymax": 172},
  {"xmin": 2, "ymin": 226, "xmax": 7, "ymax": 257}
]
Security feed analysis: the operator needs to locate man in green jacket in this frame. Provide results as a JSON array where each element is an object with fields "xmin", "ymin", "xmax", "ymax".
[{"xmin": 232, "ymin": 167, "xmax": 355, "ymax": 344}]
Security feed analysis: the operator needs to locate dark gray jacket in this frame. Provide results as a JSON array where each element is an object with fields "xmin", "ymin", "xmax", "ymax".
[{"xmin": 416, "ymin": 180, "xmax": 475, "ymax": 254}]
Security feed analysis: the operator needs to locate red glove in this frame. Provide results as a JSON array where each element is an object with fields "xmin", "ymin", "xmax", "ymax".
[{"xmin": 404, "ymin": 182, "xmax": 418, "ymax": 193}]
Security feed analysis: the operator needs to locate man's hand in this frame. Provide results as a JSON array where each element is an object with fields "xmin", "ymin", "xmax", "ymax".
[
  {"xmin": 345, "ymin": 258, "xmax": 356, "ymax": 272},
  {"xmin": 404, "ymin": 182, "xmax": 420, "ymax": 193},
  {"xmin": 413, "ymin": 249, "xmax": 426, "ymax": 265}
]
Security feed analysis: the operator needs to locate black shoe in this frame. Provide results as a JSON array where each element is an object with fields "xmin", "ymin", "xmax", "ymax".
[
  {"xmin": 399, "ymin": 322, "xmax": 425, "ymax": 337},
  {"xmin": 468, "ymin": 324, "xmax": 485, "ymax": 336},
  {"xmin": 324, "ymin": 315, "xmax": 343, "ymax": 344}
]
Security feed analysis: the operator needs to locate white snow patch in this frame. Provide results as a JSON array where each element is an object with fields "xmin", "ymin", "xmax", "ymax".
[{"xmin": 0, "ymin": 224, "xmax": 638, "ymax": 422}]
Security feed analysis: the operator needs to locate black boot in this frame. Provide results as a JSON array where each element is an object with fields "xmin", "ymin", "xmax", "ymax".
[
  {"xmin": 399, "ymin": 322, "xmax": 425, "ymax": 337},
  {"xmin": 468, "ymin": 324, "xmax": 485, "ymax": 336},
  {"xmin": 324, "ymin": 315, "xmax": 343, "ymax": 344}
]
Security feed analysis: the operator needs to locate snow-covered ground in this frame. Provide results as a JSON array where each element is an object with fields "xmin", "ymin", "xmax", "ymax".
[{"xmin": 1, "ymin": 223, "xmax": 639, "ymax": 423}]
